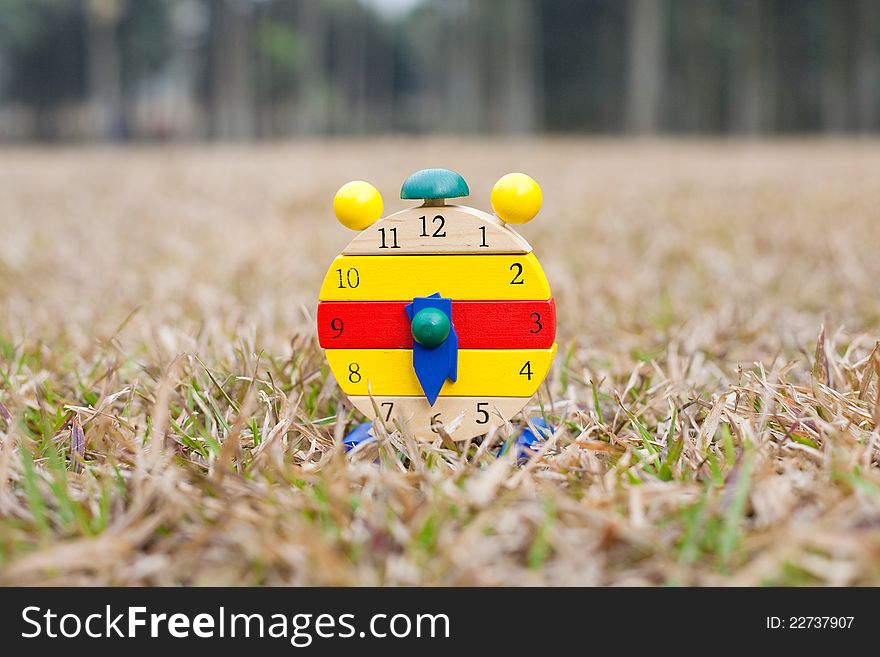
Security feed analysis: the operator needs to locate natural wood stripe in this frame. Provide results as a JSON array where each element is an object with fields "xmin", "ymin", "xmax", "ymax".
[
  {"xmin": 342, "ymin": 205, "xmax": 532, "ymax": 255},
  {"xmin": 348, "ymin": 395, "xmax": 535, "ymax": 442}
]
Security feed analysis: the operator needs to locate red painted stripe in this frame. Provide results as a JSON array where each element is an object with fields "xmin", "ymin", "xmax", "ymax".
[{"xmin": 318, "ymin": 299, "xmax": 556, "ymax": 349}]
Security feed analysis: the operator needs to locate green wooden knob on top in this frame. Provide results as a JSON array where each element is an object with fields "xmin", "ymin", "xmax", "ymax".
[
  {"xmin": 410, "ymin": 307, "xmax": 451, "ymax": 348},
  {"xmin": 401, "ymin": 168, "xmax": 469, "ymax": 201}
]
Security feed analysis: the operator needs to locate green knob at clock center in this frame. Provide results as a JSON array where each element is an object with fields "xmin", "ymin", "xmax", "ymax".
[{"xmin": 410, "ymin": 308, "xmax": 451, "ymax": 348}]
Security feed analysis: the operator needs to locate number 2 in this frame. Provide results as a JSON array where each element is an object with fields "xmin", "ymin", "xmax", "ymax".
[{"xmin": 509, "ymin": 262, "xmax": 524, "ymax": 285}]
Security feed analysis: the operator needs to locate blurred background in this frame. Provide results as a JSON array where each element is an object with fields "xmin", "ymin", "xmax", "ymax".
[
  {"xmin": 2, "ymin": 0, "xmax": 880, "ymax": 588},
  {"xmin": 0, "ymin": 0, "xmax": 878, "ymax": 142}
]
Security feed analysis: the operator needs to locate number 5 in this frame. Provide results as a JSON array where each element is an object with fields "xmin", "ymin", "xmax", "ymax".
[{"xmin": 476, "ymin": 402, "xmax": 489, "ymax": 425}]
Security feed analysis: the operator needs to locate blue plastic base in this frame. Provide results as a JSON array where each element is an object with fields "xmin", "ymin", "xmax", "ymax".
[
  {"xmin": 342, "ymin": 421, "xmax": 375, "ymax": 452},
  {"xmin": 498, "ymin": 417, "xmax": 553, "ymax": 460},
  {"xmin": 345, "ymin": 417, "xmax": 553, "ymax": 461}
]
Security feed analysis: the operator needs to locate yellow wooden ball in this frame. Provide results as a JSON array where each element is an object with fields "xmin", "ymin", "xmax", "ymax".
[
  {"xmin": 333, "ymin": 181, "xmax": 384, "ymax": 230},
  {"xmin": 490, "ymin": 173, "xmax": 542, "ymax": 224}
]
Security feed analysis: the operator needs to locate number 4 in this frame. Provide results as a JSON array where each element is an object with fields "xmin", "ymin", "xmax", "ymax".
[{"xmin": 519, "ymin": 361, "xmax": 533, "ymax": 380}]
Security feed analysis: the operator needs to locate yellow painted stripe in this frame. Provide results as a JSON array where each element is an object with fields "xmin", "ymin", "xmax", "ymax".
[
  {"xmin": 326, "ymin": 345, "xmax": 557, "ymax": 397},
  {"xmin": 319, "ymin": 253, "xmax": 551, "ymax": 301}
]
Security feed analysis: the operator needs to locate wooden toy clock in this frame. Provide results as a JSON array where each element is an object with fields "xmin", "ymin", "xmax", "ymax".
[{"xmin": 318, "ymin": 168, "xmax": 556, "ymax": 442}]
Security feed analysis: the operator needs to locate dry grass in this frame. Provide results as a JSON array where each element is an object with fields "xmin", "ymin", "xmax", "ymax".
[{"xmin": 1, "ymin": 138, "xmax": 879, "ymax": 586}]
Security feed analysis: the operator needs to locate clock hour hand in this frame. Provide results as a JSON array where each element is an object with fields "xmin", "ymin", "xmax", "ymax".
[{"xmin": 405, "ymin": 293, "xmax": 458, "ymax": 406}]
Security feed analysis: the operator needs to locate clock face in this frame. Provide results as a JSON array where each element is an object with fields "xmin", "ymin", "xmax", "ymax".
[{"xmin": 318, "ymin": 172, "xmax": 556, "ymax": 441}]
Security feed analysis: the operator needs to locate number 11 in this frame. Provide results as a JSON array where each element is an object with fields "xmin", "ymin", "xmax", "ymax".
[{"xmin": 378, "ymin": 227, "xmax": 400, "ymax": 249}]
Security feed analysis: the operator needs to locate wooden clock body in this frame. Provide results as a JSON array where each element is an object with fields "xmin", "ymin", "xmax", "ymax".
[{"xmin": 318, "ymin": 201, "xmax": 556, "ymax": 441}]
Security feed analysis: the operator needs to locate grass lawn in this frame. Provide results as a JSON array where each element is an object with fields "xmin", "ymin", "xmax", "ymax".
[{"xmin": 1, "ymin": 139, "xmax": 879, "ymax": 585}]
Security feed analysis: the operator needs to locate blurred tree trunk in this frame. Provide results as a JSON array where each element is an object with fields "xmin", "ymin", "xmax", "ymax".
[
  {"xmin": 668, "ymin": 0, "xmax": 723, "ymax": 132},
  {"xmin": 295, "ymin": 0, "xmax": 328, "ymax": 135},
  {"xmin": 168, "ymin": 0, "xmax": 207, "ymax": 139},
  {"xmin": 625, "ymin": 0, "xmax": 665, "ymax": 134},
  {"xmin": 735, "ymin": 0, "xmax": 776, "ymax": 134},
  {"xmin": 820, "ymin": 1, "xmax": 852, "ymax": 132},
  {"xmin": 372, "ymin": 21, "xmax": 395, "ymax": 133},
  {"xmin": 208, "ymin": 0, "xmax": 255, "ymax": 139},
  {"xmin": 737, "ymin": 0, "xmax": 762, "ymax": 134},
  {"xmin": 252, "ymin": 1, "xmax": 269, "ymax": 138},
  {"xmin": 446, "ymin": 0, "xmax": 483, "ymax": 132},
  {"xmin": 500, "ymin": 0, "xmax": 538, "ymax": 133},
  {"xmin": 334, "ymin": 4, "xmax": 368, "ymax": 134},
  {"xmin": 854, "ymin": 0, "xmax": 879, "ymax": 131},
  {"xmin": 403, "ymin": 6, "xmax": 445, "ymax": 132},
  {"xmin": 85, "ymin": 0, "xmax": 125, "ymax": 139},
  {"xmin": 697, "ymin": 0, "xmax": 723, "ymax": 132}
]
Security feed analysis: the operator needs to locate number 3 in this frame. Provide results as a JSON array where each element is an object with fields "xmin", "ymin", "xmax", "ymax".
[{"xmin": 529, "ymin": 312, "xmax": 542, "ymax": 333}]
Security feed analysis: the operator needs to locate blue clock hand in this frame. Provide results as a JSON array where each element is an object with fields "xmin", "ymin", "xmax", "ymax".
[{"xmin": 405, "ymin": 293, "xmax": 458, "ymax": 406}]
